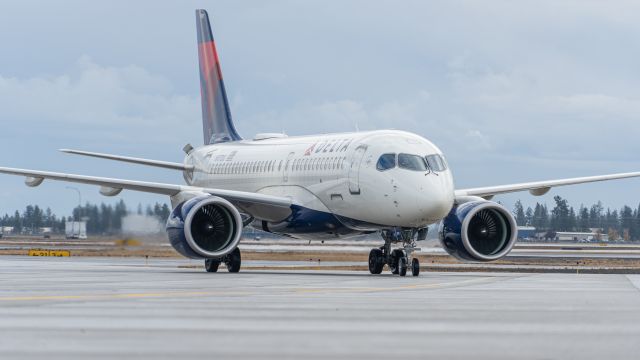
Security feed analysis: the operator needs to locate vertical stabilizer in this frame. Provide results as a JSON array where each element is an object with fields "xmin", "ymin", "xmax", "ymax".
[{"xmin": 196, "ymin": 9, "xmax": 242, "ymax": 145}]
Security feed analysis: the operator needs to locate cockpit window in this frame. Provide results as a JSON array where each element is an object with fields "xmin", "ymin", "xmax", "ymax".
[
  {"xmin": 376, "ymin": 153, "xmax": 396, "ymax": 171},
  {"xmin": 425, "ymin": 154, "xmax": 447, "ymax": 172},
  {"xmin": 398, "ymin": 153, "xmax": 428, "ymax": 171}
]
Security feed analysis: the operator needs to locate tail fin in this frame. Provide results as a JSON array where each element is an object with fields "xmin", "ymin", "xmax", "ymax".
[{"xmin": 196, "ymin": 9, "xmax": 242, "ymax": 145}]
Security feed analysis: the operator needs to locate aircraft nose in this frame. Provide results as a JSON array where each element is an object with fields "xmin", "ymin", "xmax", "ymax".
[{"xmin": 421, "ymin": 175, "xmax": 454, "ymax": 220}]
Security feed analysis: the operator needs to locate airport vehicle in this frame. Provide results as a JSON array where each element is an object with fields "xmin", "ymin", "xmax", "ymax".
[
  {"xmin": 2, "ymin": 9, "xmax": 640, "ymax": 276},
  {"xmin": 65, "ymin": 221, "xmax": 87, "ymax": 240}
]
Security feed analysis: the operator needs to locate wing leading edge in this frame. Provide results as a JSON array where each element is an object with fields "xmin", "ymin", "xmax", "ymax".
[
  {"xmin": 0, "ymin": 166, "xmax": 291, "ymax": 209},
  {"xmin": 455, "ymin": 171, "xmax": 640, "ymax": 199},
  {"xmin": 59, "ymin": 149, "xmax": 193, "ymax": 171}
]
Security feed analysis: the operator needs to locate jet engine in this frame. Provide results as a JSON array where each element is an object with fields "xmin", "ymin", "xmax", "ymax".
[
  {"xmin": 439, "ymin": 200, "xmax": 517, "ymax": 262},
  {"xmin": 166, "ymin": 195, "xmax": 243, "ymax": 259}
]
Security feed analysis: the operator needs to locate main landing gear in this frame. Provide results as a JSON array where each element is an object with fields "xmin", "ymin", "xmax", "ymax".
[
  {"xmin": 368, "ymin": 228, "xmax": 422, "ymax": 277},
  {"xmin": 204, "ymin": 247, "xmax": 242, "ymax": 273}
]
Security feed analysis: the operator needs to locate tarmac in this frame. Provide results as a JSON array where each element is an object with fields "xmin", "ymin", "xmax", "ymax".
[{"xmin": 2, "ymin": 256, "xmax": 640, "ymax": 359}]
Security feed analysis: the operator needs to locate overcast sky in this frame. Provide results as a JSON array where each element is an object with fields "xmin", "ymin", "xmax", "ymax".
[{"xmin": 1, "ymin": 0, "xmax": 640, "ymax": 217}]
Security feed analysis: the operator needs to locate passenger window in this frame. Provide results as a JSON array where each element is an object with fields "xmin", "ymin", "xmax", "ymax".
[
  {"xmin": 376, "ymin": 153, "xmax": 396, "ymax": 171},
  {"xmin": 398, "ymin": 153, "xmax": 428, "ymax": 171}
]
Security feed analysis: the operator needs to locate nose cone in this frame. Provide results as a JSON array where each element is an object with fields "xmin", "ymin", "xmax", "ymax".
[{"xmin": 422, "ymin": 177, "xmax": 455, "ymax": 222}]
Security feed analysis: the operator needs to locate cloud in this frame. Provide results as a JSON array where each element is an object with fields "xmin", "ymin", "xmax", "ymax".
[
  {"xmin": 0, "ymin": 56, "xmax": 200, "ymax": 146},
  {"xmin": 2, "ymin": 1, "xmax": 640, "ymax": 214}
]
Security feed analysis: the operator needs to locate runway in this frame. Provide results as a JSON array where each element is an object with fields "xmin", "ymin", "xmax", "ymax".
[{"xmin": 1, "ymin": 257, "xmax": 640, "ymax": 359}]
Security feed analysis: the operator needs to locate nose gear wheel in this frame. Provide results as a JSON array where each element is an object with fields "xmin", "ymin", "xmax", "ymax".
[{"xmin": 368, "ymin": 228, "xmax": 424, "ymax": 277}]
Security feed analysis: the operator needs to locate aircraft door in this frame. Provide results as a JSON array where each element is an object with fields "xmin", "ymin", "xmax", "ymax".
[
  {"xmin": 348, "ymin": 145, "xmax": 367, "ymax": 195},
  {"xmin": 283, "ymin": 152, "xmax": 295, "ymax": 183}
]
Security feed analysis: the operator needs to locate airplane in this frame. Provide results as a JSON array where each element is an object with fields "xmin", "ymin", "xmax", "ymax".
[{"xmin": 2, "ymin": 9, "xmax": 640, "ymax": 277}]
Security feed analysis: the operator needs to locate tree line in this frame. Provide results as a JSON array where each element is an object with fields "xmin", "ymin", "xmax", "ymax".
[
  {"xmin": 1, "ymin": 200, "xmax": 171, "ymax": 235},
  {"xmin": 514, "ymin": 196, "xmax": 640, "ymax": 241},
  {"xmin": 4, "ymin": 196, "xmax": 640, "ymax": 240}
]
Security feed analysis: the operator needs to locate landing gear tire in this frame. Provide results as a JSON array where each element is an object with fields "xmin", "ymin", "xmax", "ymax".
[
  {"xmin": 368, "ymin": 249, "xmax": 384, "ymax": 274},
  {"xmin": 390, "ymin": 249, "xmax": 404, "ymax": 275},
  {"xmin": 398, "ymin": 257, "xmax": 407, "ymax": 277},
  {"xmin": 204, "ymin": 258, "xmax": 220, "ymax": 273},
  {"xmin": 225, "ymin": 247, "xmax": 242, "ymax": 273},
  {"xmin": 411, "ymin": 258, "xmax": 420, "ymax": 277}
]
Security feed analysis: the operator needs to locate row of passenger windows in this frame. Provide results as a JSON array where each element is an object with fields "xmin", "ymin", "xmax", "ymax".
[
  {"xmin": 211, "ymin": 160, "xmax": 280, "ymax": 175},
  {"xmin": 291, "ymin": 156, "xmax": 347, "ymax": 172},
  {"xmin": 211, "ymin": 156, "xmax": 348, "ymax": 175},
  {"xmin": 376, "ymin": 153, "xmax": 448, "ymax": 172}
]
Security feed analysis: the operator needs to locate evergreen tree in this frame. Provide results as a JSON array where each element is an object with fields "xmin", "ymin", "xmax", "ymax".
[
  {"xmin": 14, "ymin": 210, "xmax": 22, "ymax": 232},
  {"xmin": 568, "ymin": 207, "xmax": 576, "ymax": 231},
  {"xmin": 525, "ymin": 206, "xmax": 533, "ymax": 226},
  {"xmin": 589, "ymin": 202, "xmax": 604, "ymax": 230},
  {"xmin": 514, "ymin": 200, "xmax": 526, "ymax": 226},
  {"xmin": 550, "ymin": 196, "xmax": 571, "ymax": 231},
  {"xmin": 579, "ymin": 205, "xmax": 590, "ymax": 231},
  {"xmin": 114, "ymin": 199, "xmax": 127, "ymax": 230},
  {"xmin": 161, "ymin": 204, "xmax": 170, "ymax": 223},
  {"xmin": 621, "ymin": 206, "xmax": 634, "ymax": 241}
]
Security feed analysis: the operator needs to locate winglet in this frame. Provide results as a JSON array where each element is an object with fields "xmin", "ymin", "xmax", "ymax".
[{"xmin": 196, "ymin": 9, "xmax": 242, "ymax": 145}]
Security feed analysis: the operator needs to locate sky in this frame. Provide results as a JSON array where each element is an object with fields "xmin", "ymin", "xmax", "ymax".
[{"xmin": 1, "ymin": 0, "xmax": 640, "ymax": 217}]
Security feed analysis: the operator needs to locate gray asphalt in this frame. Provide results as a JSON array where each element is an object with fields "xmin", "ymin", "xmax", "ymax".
[{"xmin": 1, "ymin": 256, "xmax": 640, "ymax": 359}]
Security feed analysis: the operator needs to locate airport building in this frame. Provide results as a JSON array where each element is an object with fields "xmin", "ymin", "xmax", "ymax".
[
  {"xmin": 554, "ymin": 231, "xmax": 608, "ymax": 242},
  {"xmin": 517, "ymin": 226, "xmax": 536, "ymax": 240},
  {"xmin": 517, "ymin": 227, "xmax": 608, "ymax": 242}
]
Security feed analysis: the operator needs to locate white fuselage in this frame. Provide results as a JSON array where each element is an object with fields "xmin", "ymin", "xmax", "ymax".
[{"xmin": 184, "ymin": 130, "xmax": 455, "ymax": 232}]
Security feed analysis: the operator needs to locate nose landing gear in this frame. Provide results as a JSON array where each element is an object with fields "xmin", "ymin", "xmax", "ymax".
[{"xmin": 368, "ymin": 228, "xmax": 423, "ymax": 277}]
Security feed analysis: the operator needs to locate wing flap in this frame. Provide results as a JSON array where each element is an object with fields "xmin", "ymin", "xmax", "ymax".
[{"xmin": 456, "ymin": 171, "xmax": 640, "ymax": 198}]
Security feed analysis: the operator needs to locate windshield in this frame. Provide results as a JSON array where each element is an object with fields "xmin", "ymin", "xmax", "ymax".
[
  {"xmin": 398, "ymin": 153, "xmax": 428, "ymax": 171},
  {"xmin": 425, "ymin": 154, "xmax": 447, "ymax": 172},
  {"xmin": 376, "ymin": 153, "xmax": 396, "ymax": 171}
]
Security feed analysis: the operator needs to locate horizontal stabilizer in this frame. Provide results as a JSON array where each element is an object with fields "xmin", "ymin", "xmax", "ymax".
[{"xmin": 60, "ymin": 149, "xmax": 193, "ymax": 171}]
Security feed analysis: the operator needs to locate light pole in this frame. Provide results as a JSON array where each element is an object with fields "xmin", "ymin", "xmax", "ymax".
[{"xmin": 66, "ymin": 186, "xmax": 81, "ymax": 237}]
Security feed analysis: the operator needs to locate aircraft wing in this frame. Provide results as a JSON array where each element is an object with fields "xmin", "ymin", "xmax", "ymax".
[
  {"xmin": 59, "ymin": 149, "xmax": 193, "ymax": 171},
  {"xmin": 455, "ymin": 171, "xmax": 640, "ymax": 199},
  {"xmin": 0, "ymin": 166, "xmax": 291, "ymax": 209}
]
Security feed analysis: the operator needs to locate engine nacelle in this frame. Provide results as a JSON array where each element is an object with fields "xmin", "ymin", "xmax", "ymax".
[
  {"xmin": 166, "ymin": 195, "xmax": 243, "ymax": 259},
  {"xmin": 439, "ymin": 201, "xmax": 517, "ymax": 262}
]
